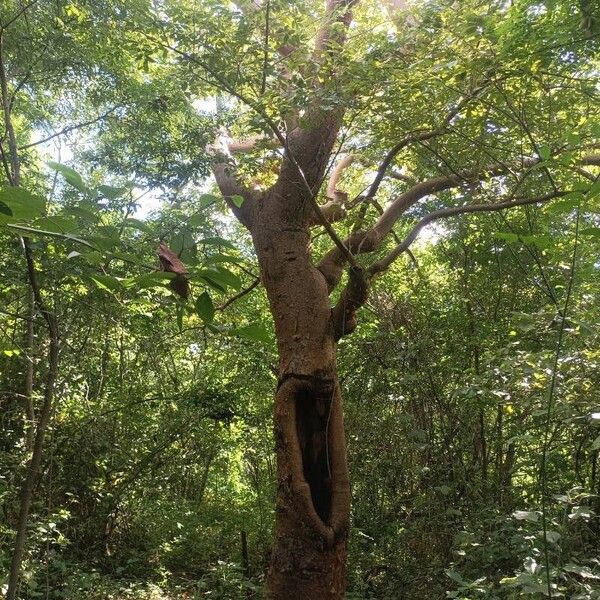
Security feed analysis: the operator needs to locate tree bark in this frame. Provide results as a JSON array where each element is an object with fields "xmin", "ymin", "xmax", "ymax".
[{"xmin": 251, "ymin": 187, "xmax": 351, "ymax": 599}]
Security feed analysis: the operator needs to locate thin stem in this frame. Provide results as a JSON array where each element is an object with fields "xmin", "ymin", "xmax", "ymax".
[{"xmin": 539, "ymin": 200, "xmax": 582, "ymax": 599}]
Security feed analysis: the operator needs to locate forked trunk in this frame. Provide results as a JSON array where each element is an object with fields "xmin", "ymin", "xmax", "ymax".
[{"xmin": 251, "ymin": 190, "xmax": 351, "ymax": 599}]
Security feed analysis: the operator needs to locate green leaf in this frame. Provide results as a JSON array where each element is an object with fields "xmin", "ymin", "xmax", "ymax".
[
  {"xmin": 108, "ymin": 251, "xmax": 144, "ymax": 266},
  {"xmin": 231, "ymin": 194, "xmax": 245, "ymax": 208},
  {"xmin": 78, "ymin": 251, "xmax": 104, "ymax": 265},
  {"xmin": 539, "ymin": 530, "xmax": 561, "ymax": 543},
  {"xmin": 122, "ymin": 217, "xmax": 152, "ymax": 233},
  {"xmin": 89, "ymin": 274, "xmax": 122, "ymax": 292},
  {"xmin": 48, "ymin": 161, "xmax": 88, "ymax": 194},
  {"xmin": 563, "ymin": 563, "xmax": 600, "ymax": 579},
  {"xmin": 195, "ymin": 291, "xmax": 215, "ymax": 323},
  {"xmin": 2, "ymin": 348, "xmax": 21, "ymax": 357},
  {"xmin": 545, "ymin": 194, "xmax": 582, "ymax": 214},
  {"xmin": 198, "ymin": 193, "xmax": 220, "ymax": 206},
  {"xmin": 176, "ymin": 304, "xmax": 184, "ymax": 332},
  {"xmin": 512, "ymin": 312, "xmax": 536, "ymax": 332},
  {"xmin": 445, "ymin": 570, "xmax": 467, "ymax": 586},
  {"xmin": 538, "ymin": 145, "xmax": 551, "ymax": 161},
  {"xmin": 132, "ymin": 271, "xmax": 176, "ymax": 290},
  {"xmin": 591, "ymin": 435, "xmax": 600, "ymax": 451},
  {"xmin": 232, "ymin": 323, "xmax": 271, "ymax": 343},
  {"xmin": 61, "ymin": 206, "xmax": 100, "ymax": 223},
  {"xmin": 204, "ymin": 253, "xmax": 244, "ymax": 265},
  {"xmin": 586, "ymin": 179, "xmax": 600, "ymax": 199},
  {"xmin": 520, "ymin": 234, "xmax": 551, "ymax": 249},
  {"xmin": 195, "ymin": 267, "xmax": 241, "ymax": 291},
  {"xmin": 33, "ymin": 216, "xmax": 79, "ymax": 234},
  {"xmin": 581, "ymin": 227, "xmax": 600, "ymax": 239},
  {"xmin": 97, "ymin": 184, "xmax": 129, "ymax": 200},
  {"xmin": 0, "ymin": 187, "xmax": 46, "ymax": 221}
]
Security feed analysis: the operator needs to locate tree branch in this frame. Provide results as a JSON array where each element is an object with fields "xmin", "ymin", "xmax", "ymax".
[
  {"xmin": 278, "ymin": 0, "xmax": 360, "ymax": 190},
  {"xmin": 218, "ymin": 277, "xmax": 261, "ymax": 311},
  {"xmin": 359, "ymin": 82, "xmax": 492, "ymax": 205},
  {"xmin": 313, "ymin": 153, "xmax": 354, "ymax": 224},
  {"xmin": 0, "ymin": 0, "xmax": 39, "ymax": 33},
  {"xmin": 208, "ymin": 131, "xmax": 260, "ymax": 228},
  {"xmin": 581, "ymin": 154, "xmax": 600, "ymax": 166},
  {"xmin": 331, "ymin": 264, "xmax": 369, "ymax": 339},
  {"xmin": 368, "ymin": 190, "xmax": 569, "ymax": 275},
  {"xmin": 318, "ymin": 148, "xmax": 598, "ymax": 292},
  {"xmin": 18, "ymin": 107, "xmax": 120, "ymax": 150},
  {"xmin": 0, "ymin": 35, "xmax": 20, "ymax": 184}
]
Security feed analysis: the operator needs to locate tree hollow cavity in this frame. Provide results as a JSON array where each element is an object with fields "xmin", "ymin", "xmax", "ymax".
[{"xmin": 295, "ymin": 387, "xmax": 332, "ymax": 523}]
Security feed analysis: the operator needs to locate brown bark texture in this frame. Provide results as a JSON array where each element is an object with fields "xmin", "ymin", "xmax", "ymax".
[{"xmin": 249, "ymin": 185, "xmax": 351, "ymax": 598}]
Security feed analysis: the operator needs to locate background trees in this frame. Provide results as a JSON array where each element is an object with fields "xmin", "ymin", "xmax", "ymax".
[{"xmin": 0, "ymin": 0, "xmax": 599, "ymax": 598}]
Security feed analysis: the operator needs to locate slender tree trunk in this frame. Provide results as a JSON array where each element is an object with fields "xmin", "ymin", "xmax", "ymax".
[
  {"xmin": 6, "ymin": 243, "xmax": 60, "ymax": 600},
  {"xmin": 252, "ymin": 189, "xmax": 350, "ymax": 599},
  {"xmin": 23, "ymin": 289, "xmax": 35, "ymax": 452}
]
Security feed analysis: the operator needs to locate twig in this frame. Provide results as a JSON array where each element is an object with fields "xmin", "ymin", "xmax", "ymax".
[
  {"xmin": 218, "ymin": 277, "xmax": 261, "ymax": 311},
  {"xmin": 19, "ymin": 107, "xmax": 120, "ymax": 150}
]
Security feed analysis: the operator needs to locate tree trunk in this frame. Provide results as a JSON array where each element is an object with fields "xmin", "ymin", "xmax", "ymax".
[
  {"xmin": 252, "ymin": 189, "xmax": 351, "ymax": 599},
  {"xmin": 6, "ymin": 244, "xmax": 60, "ymax": 600},
  {"xmin": 23, "ymin": 289, "xmax": 35, "ymax": 452}
]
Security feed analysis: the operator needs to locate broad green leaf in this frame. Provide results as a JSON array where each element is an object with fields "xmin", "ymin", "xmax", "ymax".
[
  {"xmin": 563, "ymin": 564, "xmax": 600, "ymax": 579},
  {"xmin": 586, "ymin": 179, "xmax": 600, "ymax": 199},
  {"xmin": 539, "ymin": 530, "xmax": 561, "ymax": 543},
  {"xmin": 89, "ymin": 274, "xmax": 122, "ymax": 292},
  {"xmin": 204, "ymin": 253, "xmax": 244, "ymax": 265},
  {"xmin": 61, "ymin": 206, "xmax": 100, "ymax": 223},
  {"xmin": 445, "ymin": 570, "xmax": 466, "ymax": 586},
  {"xmin": 122, "ymin": 218, "xmax": 152, "ymax": 233},
  {"xmin": 231, "ymin": 194, "xmax": 245, "ymax": 208},
  {"xmin": 48, "ymin": 161, "xmax": 88, "ymax": 194},
  {"xmin": 581, "ymin": 228, "xmax": 600, "ymax": 239},
  {"xmin": 512, "ymin": 312, "xmax": 536, "ymax": 332},
  {"xmin": 108, "ymin": 251, "xmax": 145, "ymax": 266},
  {"xmin": 79, "ymin": 251, "xmax": 104, "ymax": 265},
  {"xmin": 188, "ymin": 213, "xmax": 207, "ymax": 227},
  {"xmin": 545, "ymin": 195, "xmax": 582, "ymax": 214},
  {"xmin": 33, "ymin": 216, "xmax": 79, "ymax": 234},
  {"xmin": 591, "ymin": 435, "xmax": 600, "ymax": 451},
  {"xmin": 232, "ymin": 323, "xmax": 271, "ymax": 343},
  {"xmin": 0, "ymin": 187, "xmax": 46, "ymax": 220},
  {"xmin": 198, "ymin": 193, "xmax": 219, "ymax": 206},
  {"xmin": 176, "ymin": 304, "xmax": 184, "ymax": 332},
  {"xmin": 520, "ymin": 234, "xmax": 551, "ymax": 249},
  {"xmin": 195, "ymin": 267, "xmax": 241, "ymax": 291},
  {"xmin": 538, "ymin": 145, "xmax": 551, "ymax": 161},
  {"xmin": 98, "ymin": 184, "xmax": 129, "ymax": 200},
  {"xmin": 195, "ymin": 291, "xmax": 215, "ymax": 322},
  {"xmin": 132, "ymin": 271, "xmax": 176, "ymax": 290}
]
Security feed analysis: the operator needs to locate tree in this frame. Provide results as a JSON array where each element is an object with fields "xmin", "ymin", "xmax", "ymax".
[
  {"xmin": 161, "ymin": 1, "xmax": 598, "ymax": 597},
  {"xmin": 1, "ymin": 0, "xmax": 599, "ymax": 597}
]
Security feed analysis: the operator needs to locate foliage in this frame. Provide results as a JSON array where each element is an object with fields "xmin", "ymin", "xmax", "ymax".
[{"xmin": 0, "ymin": 0, "xmax": 599, "ymax": 598}]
